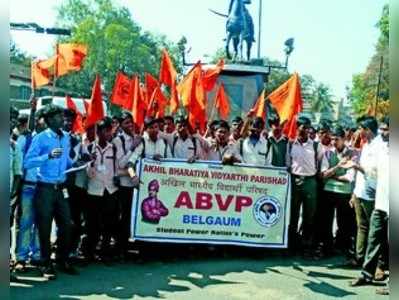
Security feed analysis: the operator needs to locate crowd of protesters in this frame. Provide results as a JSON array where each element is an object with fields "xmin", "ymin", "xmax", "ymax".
[{"xmin": 9, "ymin": 98, "xmax": 389, "ymax": 294}]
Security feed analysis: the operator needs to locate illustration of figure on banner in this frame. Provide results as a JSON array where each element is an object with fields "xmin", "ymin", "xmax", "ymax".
[{"xmin": 141, "ymin": 179, "xmax": 169, "ymax": 224}]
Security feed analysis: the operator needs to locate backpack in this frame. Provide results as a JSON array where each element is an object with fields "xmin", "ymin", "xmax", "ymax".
[{"xmin": 140, "ymin": 137, "xmax": 168, "ymax": 159}]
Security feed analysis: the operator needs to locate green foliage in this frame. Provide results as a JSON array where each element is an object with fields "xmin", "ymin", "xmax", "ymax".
[
  {"xmin": 10, "ymin": 40, "xmax": 31, "ymax": 66},
  {"xmin": 54, "ymin": 0, "xmax": 182, "ymax": 100},
  {"xmin": 349, "ymin": 4, "xmax": 389, "ymax": 117}
]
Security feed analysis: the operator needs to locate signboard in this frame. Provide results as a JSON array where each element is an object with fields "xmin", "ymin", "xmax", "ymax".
[{"xmin": 131, "ymin": 159, "xmax": 291, "ymax": 248}]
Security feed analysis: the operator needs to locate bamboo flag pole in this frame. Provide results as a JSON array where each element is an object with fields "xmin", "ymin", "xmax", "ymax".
[
  {"xmin": 52, "ymin": 43, "xmax": 58, "ymax": 98},
  {"xmin": 203, "ymin": 85, "xmax": 219, "ymax": 137}
]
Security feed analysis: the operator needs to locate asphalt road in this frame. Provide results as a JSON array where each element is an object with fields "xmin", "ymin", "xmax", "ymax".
[{"xmin": 10, "ymin": 248, "xmax": 388, "ymax": 300}]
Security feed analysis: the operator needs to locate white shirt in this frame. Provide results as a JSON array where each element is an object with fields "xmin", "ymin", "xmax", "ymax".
[
  {"xmin": 128, "ymin": 132, "xmax": 171, "ymax": 165},
  {"xmin": 237, "ymin": 136, "xmax": 271, "ymax": 166},
  {"xmin": 288, "ymin": 139, "xmax": 324, "ymax": 176},
  {"xmin": 206, "ymin": 142, "xmax": 241, "ymax": 162},
  {"xmin": 374, "ymin": 142, "xmax": 389, "ymax": 214},
  {"xmin": 170, "ymin": 134, "xmax": 200, "ymax": 159},
  {"xmin": 86, "ymin": 142, "xmax": 118, "ymax": 196},
  {"xmin": 353, "ymin": 138, "xmax": 379, "ymax": 201},
  {"xmin": 114, "ymin": 131, "xmax": 142, "ymax": 187}
]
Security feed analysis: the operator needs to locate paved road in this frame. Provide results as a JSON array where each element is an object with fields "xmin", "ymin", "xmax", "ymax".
[{"xmin": 10, "ymin": 250, "xmax": 387, "ymax": 300}]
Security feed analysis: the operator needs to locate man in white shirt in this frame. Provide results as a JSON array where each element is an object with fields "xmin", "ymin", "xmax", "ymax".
[
  {"xmin": 85, "ymin": 117, "xmax": 119, "ymax": 263},
  {"xmin": 170, "ymin": 116, "xmax": 201, "ymax": 162},
  {"xmin": 350, "ymin": 117, "xmax": 389, "ymax": 295},
  {"xmin": 348, "ymin": 117, "xmax": 378, "ymax": 266},
  {"xmin": 287, "ymin": 116, "xmax": 324, "ymax": 258},
  {"xmin": 237, "ymin": 117, "xmax": 271, "ymax": 166},
  {"xmin": 113, "ymin": 112, "xmax": 142, "ymax": 260}
]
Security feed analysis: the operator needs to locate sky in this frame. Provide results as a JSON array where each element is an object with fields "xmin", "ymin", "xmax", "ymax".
[{"xmin": 10, "ymin": 0, "xmax": 387, "ymax": 100}]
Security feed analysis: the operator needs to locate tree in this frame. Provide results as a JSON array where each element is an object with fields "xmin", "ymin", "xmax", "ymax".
[
  {"xmin": 54, "ymin": 0, "xmax": 182, "ymax": 107},
  {"xmin": 349, "ymin": 4, "xmax": 389, "ymax": 118},
  {"xmin": 10, "ymin": 40, "xmax": 31, "ymax": 66}
]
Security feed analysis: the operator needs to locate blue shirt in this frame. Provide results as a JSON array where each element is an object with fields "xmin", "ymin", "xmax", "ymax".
[
  {"xmin": 18, "ymin": 133, "xmax": 38, "ymax": 183},
  {"xmin": 24, "ymin": 128, "xmax": 73, "ymax": 184}
]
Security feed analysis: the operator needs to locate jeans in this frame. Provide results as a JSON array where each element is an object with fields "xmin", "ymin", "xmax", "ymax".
[
  {"xmin": 116, "ymin": 186, "xmax": 134, "ymax": 255},
  {"xmin": 15, "ymin": 183, "xmax": 40, "ymax": 262}
]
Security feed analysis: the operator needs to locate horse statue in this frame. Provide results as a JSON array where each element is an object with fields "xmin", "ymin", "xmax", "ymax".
[{"xmin": 225, "ymin": 0, "xmax": 255, "ymax": 61}]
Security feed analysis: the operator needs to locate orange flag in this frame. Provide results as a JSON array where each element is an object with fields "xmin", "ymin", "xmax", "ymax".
[
  {"xmin": 86, "ymin": 75, "xmax": 104, "ymax": 127},
  {"xmin": 159, "ymin": 48, "xmax": 179, "ymax": 113},
  {"xmin": 31, "ymin": 57, "xmax": 56, "ymax": 89},
  {"xmin": 283, "ymin": 115, "xmax": 298, "ymax": 140},
  {"xmin": 202, "ymin": 59, "xmax": 224, "ymax": 91},
  {"xmin": 65, "ymin": 95, "xmax": 85, "ymax": 134},
  {"xmin": 56, "ymin": 43, "xmax": 87, "ymax": 76},
  {"xmin": 83, "ymin": 99, "xmax": 90, "ymax": 115},
  {"xmin": 249, "ymin": 89, "xmax": 267, "ymax": 119},
  {"xmin": 214, "ymin": 83, "xmax": 230, "ymax": 120},
  {"xmin": 145, "ymin": 73, "xmax": 168, "ymax": 109},
  {"xmin": 268, "ymin": 72, "xmax": 303, "ymax": 123},
  {"xmin": 111, "ymin": 72, "xmax": 133, "ymax": 110},
  {"xmin": 131, "ymin": 76, "xmax": 146, "ymax": 129}
]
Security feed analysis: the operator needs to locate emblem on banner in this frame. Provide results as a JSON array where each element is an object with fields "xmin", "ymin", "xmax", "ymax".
[{"xmin": 253, "ymin": 196, "xmax": 281, "ymax": 227}]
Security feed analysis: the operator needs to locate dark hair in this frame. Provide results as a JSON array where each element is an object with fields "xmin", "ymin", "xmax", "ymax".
[
  {"xmin": 250, "ymin": 117, "xmax": 265, "ymax": 129},
  {"xmin": 268, "ymin": 114, "xmax": 280, "ymax": 127},
  {"xmin": 231, "ymin": 116, "xmax": 243, "ymax": 124},
  {"xmin": 331, "ymin": 126, "xmax": 345, "ymax": 138},
  {"xmin": 96, "ymin": 117, "xmax": 113, "ymax": 132},
  {"xmin": 17, "ymin": 114, "xmax": 29, "ymax": 125},
  {"xmin": 209, "ymin": 120, "xmax": 220, "ymax": 129},
  {"xmin": 164, "ymin": 115, "xmax": 174, "ymax": 123},
  {"xmin": 360, "ymin": 117, "xmax": 378, "ymax": 135},
  {"xmin": 64, "ymin": 108, "xmax": 76, "ymax": 120},
  {"xmin": 175, "ymin": 115, "xmax": 188, "ymax": 125},
  {"xmin": 214, "ymin": 119, "xmax": 230, "ymax": 131},
  {"xmin": 297, "ymin": 116, "xmax": 311, "ymax": 127},
  {"xmin": 318, "ymin": 121, "xmax": 331, "ymax": 132},
  {"xmin": 42, "ymin": 104, "xmax": 64, "ymax": 124},
  {"xmin": 118, "ymin": 111, "xmax": 133, "ymax": 123},
  {"xmin": 144, "ymin": 117, "xmax": 157, "ymax": 129}
]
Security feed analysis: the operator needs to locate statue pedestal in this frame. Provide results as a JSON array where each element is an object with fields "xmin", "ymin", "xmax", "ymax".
[{"xmin": 205, "ymin": 64, "xmax": 270, "ymax": 121}]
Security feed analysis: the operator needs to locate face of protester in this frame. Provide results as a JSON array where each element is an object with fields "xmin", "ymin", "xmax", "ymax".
[
  {"xmin": 47, "ymin": 112, "xmax": 65, "ymax": 132},
  {"xmin": 331, "ymin": 135, "xmax": 345, "ymax": 151},
  {"xmin": 308, "ymin": 128, "xmax": 316, "ymax": 140},
  {"xmin": 35, "ymin": 117, "xmax": 47, "ymax": 133},
  {"xmin": 158, "ymin": 120, "xmax": 165, "ymax": 132},
  {"xmin": 319, "ymin": 130, "xmax": 331, "ymax": 146},
  {"xmin": 120, "ymin": 117, "xmax": 135, "ymax": 136},
  {"xmin": 147, "ymin": 123, "xmax": 159, "ymax": 141},
  {"xmin": 176, "ymin": 122, "xmax": 189, "ymax": 139},
  {"xmin": 63, "ymin": 115, "xmax": 74, "ymax": 132},
  {"xmin": 271, "ymin": 123, "xmax": 283, "ymax": 138},
  {"xmin": 98, "ymin": 126, "xmax": 113, "ymax": 143},
  {"xmin": 297, "ymin": 124, "xmax": 309, "ymax": 141},
  {"xmin": 249, "ymin": 124, "xmax": 263, "ymax": 139},
  {"xmin": 215, "ymin": 127, "xmax": 229, "ymax": 146},
  {"xmin": 380, "ymin": 123, "xmax": 389, "ymax": 142},
  {"xmin": 164, "ymin": 119, "xmax": 175, "ymax": 134},
  {"xmin": 111, "ymin": 118, "xmax": 119, "ymax": 134},
  {"xmin": 231, "ymin": 121, "xmax": 243, "ymax": 137},
  {"xmin": 359, "ymin": 126, "xmax": 373, "ymax": 140},
  {"xmin": 86, "ymin": 126, "xmax": 96, "ymax": 142}
]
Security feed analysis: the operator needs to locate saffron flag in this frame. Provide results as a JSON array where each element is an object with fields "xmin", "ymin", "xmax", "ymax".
[
  {"xmin": 268, "ymin": 73, "xmax": 303, "ymax": 123},
  {"xmin": 159, "ymin": 49, "xmax": 179, "ymax": 113},
  {"xmin": 249, "ymin": 89, "xmax": 267, "ymax": 119},
  {"xmin": 214, "ymin": 83, "xmax": 230, "ymax": 120},
  {"xmin": 111, "ymin": 72, "xmax": 133, "ymax": 110},
  {"xmin": 56, "ymin": 43, "xmax": 87, "ymax": 76},
  {"xmin": 131, "ymin": 76, "xmax": 146, "ymax": 129},
  {"xmin": 65, "ymin": 95, "xmax": 85, "ymax": 134},
  {"xmin": 86, "ymin": 74, "xmax": 104, "ymax": 127},
  {"xmin": 31, "ymin": 57, "xmax": 56, "ymax": 89},
  {"xmin": 283, "ymin": 115, "xmax": 298, "ymax": 140},
  {"xmin": 145, "ymin": 73, "xmax": 168, "ymax": 110},
  {"xmin": 83, "ymin": 99, "xmax": 90, "ymax": 115},
  {"xmin": 202, "ymin": 59, "xmax": 224, "ymax": 91}
]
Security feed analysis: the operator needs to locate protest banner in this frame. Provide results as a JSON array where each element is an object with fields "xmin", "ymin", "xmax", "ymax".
[{"xmin": 131, "ymin": 159, "xmax": 291, "ymax": 248}]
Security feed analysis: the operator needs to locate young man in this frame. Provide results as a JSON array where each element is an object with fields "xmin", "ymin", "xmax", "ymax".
[
  {"xmin": 237, "ymin": 117, "xmax": 270, "ymax": 166},
  {"xmin": 113, "ymin": 112, "xmax": 142, "ymax": 260},
  {"xmin": 349, "ymin": 117, "xmax": 379, "ymax": 267},
  {"xmin": 85, "ymin": 117, "xmax": 119, "ymax": 264},
  {"xmin": 267, "ymin": 115, "xmax": 289, "ymax": 168},
  {"xmin": 164, "ymin": 115, "xmax": 175, "ymax": 134},
  {"xmin": 229, "ymin": 116, "xmax": 243, "ymax": 145},
  {"xmin": 170, "ymin": 116, "xmax": 202, "ymax": 161},
  {"xmin": 287, "ymin": 116, "xmax": 324, "ymax": 258},
  {"xmin": 24, "ymin": 104, "xmax": 77, "ymax": 279},
  {"xmin": 318, "ymin": 127, "xmax": 356, "ymax": 257},
  {"xmin": 350, "ymin": 117, "xmax": 389, "ymax": 295}
]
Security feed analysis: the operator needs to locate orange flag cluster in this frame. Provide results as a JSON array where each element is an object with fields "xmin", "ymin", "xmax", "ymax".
[
  {"xmin": 31, "ymin": 43, "xmax": 87, "ymax": 89},
  {"xmin": 268, "ymin": 73, "xmax": 303, "ymax": 139}
]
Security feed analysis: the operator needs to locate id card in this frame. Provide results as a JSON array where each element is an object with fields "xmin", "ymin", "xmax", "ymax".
[
  {"xmin": 97, "ymin": 164, "xmax": 106, "ymax": 172},
  {"xmin": 62, "ymin": 188, "xmax": 69, "ymax": 199}
]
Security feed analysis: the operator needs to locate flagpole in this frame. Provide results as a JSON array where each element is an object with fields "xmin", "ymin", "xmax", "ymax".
[
  {"xmin": 52, "ymin": 43, "xmax": 58, "ymax": 98},
  {"xmin": 203, "ymin": 90, "xmax": 218, "ymax": 137}
]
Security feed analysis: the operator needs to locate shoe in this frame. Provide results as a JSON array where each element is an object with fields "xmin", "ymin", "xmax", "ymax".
[
  {"xmin": 40, "ymin": 264, "xmax": 57, "ymax": 280},
  {"xmin": 56, "ymin": 262, "xmax": 79, "ymax": 275},
  {"xmin": 10, "ymin": 273, "xmax": 19, "ymax": 282},
  {"xmin": 14, "ymin": 261, "xmax": 27, "ymax": 273},
  {"xmin": 375, "ymin": 287, "xmax": 389, "ymax": 295},
  {"xmin": 29, "ymin": 259, "xmax": 42, "ymax": 267},
  {"xmin": 345, "ymin": 258, "xmax": 361, "ymax": 268},
  {"xmin": 374, "ymin": 267, "xmax": 386, "ymax": 281},
  {"xmin": 349, "ymin": 277, "xmax": 371, "ymax": 287}
]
